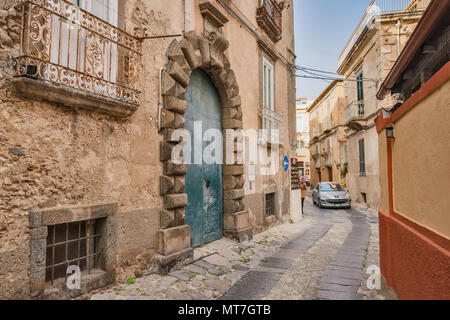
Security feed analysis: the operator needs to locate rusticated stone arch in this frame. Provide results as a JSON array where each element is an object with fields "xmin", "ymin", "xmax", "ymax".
[{"xmin": 157, "ymin": 31, "xmax": 252, "ymax": 273}]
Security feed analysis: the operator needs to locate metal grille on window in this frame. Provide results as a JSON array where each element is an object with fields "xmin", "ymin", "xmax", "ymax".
[
  {"xmin": 45, "ymin": 219, "xmax": 102, "ymax": 285},
  {"xmin": 265, "ymin": 193, "xmax": 275, "ymax": 217}
]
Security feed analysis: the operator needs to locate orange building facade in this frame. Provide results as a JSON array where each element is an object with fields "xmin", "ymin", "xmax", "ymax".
[{"xmin": 375, "ymin": 0, "xmax": 450, "ymax": 299}]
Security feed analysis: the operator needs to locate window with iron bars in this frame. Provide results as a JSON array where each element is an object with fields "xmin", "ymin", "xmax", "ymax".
[
  {"xmin": 265, "ymin": 193, "xmax": 275, "ymax": 217},
  {"xmin": 45, "ymin": 219, "xmax": 104, "ymax": 286}
]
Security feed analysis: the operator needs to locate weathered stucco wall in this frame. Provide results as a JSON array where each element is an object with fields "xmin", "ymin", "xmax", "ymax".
[
  {"xmin": 0, "ymin": 0, "xmax": 179, "ymax": 298},
  {"xmin": 377, "ymin": 60, "xmax": 450, "ymax": 300},
  {"xmin": 392, "ymin": 80, "xmax": 450, "ymax": 239},
  {"xmin": 0, "ymin": 0, "xmax": 295, "ymax": 298},
  {"xmin": 346, "ymin": 128, "xmax": 380, "ymax": 209}
]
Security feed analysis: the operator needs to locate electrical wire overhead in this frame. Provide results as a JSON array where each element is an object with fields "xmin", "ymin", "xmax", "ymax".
[{"xmin": 294, "ymin": 64, "xmax": 377, "ymax": 82}]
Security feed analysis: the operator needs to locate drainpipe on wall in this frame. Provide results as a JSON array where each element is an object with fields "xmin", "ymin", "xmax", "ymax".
[
  {"xmin": 396, "ymin": 20, "xmax": 401, "ymax": 57},
  {"xmin": 158, "ymin": 68, "xmax": 163, "ymax": 132},
  {"xmin": 183, "ymin": 0, "xmax": 186, "ymax": 33},
  {"xmin": 183, "ymin": 0, "xmax": 194, "ymax": 33}
]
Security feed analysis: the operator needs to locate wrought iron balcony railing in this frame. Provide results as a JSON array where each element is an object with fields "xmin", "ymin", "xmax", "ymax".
[
  {"xmin": 11, "ymin": 0, "xmax": 143, "ymax": 106},
  {"xmin": 344, "ymin": 100, "xmax": 365, "ymax": 126},
  {"xmin": 256, "ymin": 0, "xmax": 282, "ymax": 42},
  {"xmin": 259, "ymin": 105, "xmax": 284, "ymax": 145}
]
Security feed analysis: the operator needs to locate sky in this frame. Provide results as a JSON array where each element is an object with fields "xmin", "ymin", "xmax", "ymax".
[{"xmin": 293, "ymin": 0, "xmax": 372, "ymax": 101}]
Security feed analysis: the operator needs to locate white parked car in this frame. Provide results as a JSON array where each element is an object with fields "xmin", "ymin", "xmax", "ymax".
[{"xmin": 312, "ymin": 182, "xmax": 351, "ymax": 209}]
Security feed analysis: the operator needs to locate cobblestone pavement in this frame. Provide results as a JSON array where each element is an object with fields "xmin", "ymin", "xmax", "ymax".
[
  {"xmin": 355, "ymin": 203, "xmax": 398, "ymax": 300},
  {"xmin": 90, "ymin": 194, "xmax": 396, "ymax": 300}
]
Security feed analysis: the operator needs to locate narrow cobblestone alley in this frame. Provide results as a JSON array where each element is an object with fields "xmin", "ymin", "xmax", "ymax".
[{"xmin": 89, "ymin": 194, "xmax": 395, "ymax": 301}]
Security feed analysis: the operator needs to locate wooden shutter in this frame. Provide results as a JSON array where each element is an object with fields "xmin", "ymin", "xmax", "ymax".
[{"xmin": 359, "ymin": 139, "xmax": 366, "ymax": 175}]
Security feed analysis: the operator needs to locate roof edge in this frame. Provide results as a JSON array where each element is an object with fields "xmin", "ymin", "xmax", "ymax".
[
  {"xmin": 377, "ymin": 0, "xmax": 450, "ymax": 100},
  {"xmin": 306, "ymin": 80, "xmax": 343, "ymax": 113}
]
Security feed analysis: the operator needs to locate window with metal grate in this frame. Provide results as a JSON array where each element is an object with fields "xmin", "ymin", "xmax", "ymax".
[
  {"xmin": 45, "ymin": 219, "xmax": 104, "ymax": 286},
  {"xmin": 265, "ymin": 193, "xmax": 275, "ymax": 217}
]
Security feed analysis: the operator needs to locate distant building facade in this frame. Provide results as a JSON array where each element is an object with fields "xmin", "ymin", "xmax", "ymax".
[
  {"xmin": 294, "ymin": 98, "xmax": 312, "ymax": 180},
  {"xmin": 337, "ymin": 0, "xmax": 430, "ymax": 209},
  {"xmin": 307, "ymin": 80, "xmax": 347, "ymax": 187}
]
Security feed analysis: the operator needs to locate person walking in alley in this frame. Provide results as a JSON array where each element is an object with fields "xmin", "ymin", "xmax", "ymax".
[{"xmin": 300, "ymin": 178, "xmax": 307, "ymax": 214}]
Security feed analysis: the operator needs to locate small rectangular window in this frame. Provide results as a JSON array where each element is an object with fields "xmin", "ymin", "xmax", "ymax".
[
  {"xmin": 356, "ymin": 69, "xmax": 364, "ymax": 101},
  {"xmin": 262, "ymin": 57, "xmax": 274, "ymax": 112},
  {"xmin": 356, "ymin": 69, "xmax": 365, "ymax": 116},
  {"xmin": 341, "ymin": 142, "xmax": 348, "ymax": 165},
  {"xmin": 45, "ymin": 219, "xmax": 104, "ymax": 286},
  {"xmin": 265, "ymin": 193, "xmax": 275, "ymax": 217}
]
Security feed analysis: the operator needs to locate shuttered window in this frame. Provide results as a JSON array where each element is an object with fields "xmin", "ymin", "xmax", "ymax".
[
  {"xmin": 68, "ymin": 0, "xmax": 119, "ymax": 26},
  {"xmin": 359, "ymin": 138, "xmax": 366, "ymax": 176},
  {"xmin": 262, "ymin": 57, "xmax": 274, "ymax": 111},
  {"xmin": 356, "ymin": 69, "xmax": 365, "ymax": 116}
]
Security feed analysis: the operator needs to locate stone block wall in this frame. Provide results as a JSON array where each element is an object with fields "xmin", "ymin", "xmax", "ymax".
[
  {"xmin": 0, "ymin": 0, "xmax": 296, "ymax": 298},
  {"xmin": 0, "ymin": 0, "xmax": 168, "ymax": 299}
]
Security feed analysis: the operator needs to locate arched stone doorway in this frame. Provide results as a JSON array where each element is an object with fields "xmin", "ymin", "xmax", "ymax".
[{"xmin": 157, "ymin": 31, "xmax": 253, "ymax": 273}]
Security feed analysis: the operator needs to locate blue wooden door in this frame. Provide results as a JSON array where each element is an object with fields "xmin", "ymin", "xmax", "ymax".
[{"xmin": 185, "ymin": 69, "xmax": 223, "ymax": 247}]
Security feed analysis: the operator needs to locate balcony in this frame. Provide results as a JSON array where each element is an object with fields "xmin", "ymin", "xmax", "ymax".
[
  {"xmin": 344, "ymin": 101, "xmax": 366, "ymax": 131},
  {"xmin": 10, "ymin": 0, "xmax": 143, "ymax": 118},
  {"xmin": 256, "ymin": 0, "xmax": 283, "ymax": 42},
  {"xmin": 259, "ymin": 106, "xmax": 284, "ymax": 145}
]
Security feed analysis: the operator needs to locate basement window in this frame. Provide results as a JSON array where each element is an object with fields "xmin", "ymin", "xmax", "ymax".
[
  {"xmin": 265, "ymin": 193, "xmax": 275, "ymax": 217},
  {"xmin": 45, "ymin": 219, "xmax": 104, "ymax": 286}
]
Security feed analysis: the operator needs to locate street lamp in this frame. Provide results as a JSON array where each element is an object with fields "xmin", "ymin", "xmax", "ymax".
[{"xmin": 386, "ymin": 124, "xmax": 395, "ymax": 139}]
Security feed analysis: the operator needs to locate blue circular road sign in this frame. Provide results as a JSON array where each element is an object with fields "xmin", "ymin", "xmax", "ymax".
[{"xmin": 284, "ymin": 156, "xmax": 289, "ymax": 172}]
